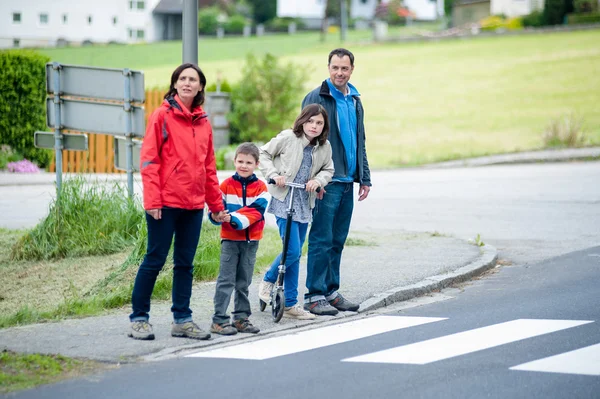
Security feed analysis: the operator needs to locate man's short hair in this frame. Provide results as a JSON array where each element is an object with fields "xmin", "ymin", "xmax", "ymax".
[
  {"xmin": 235, "ymin": 142, "xmax": 260, "ymax": 163},
  {"xmin": 328, "ymin": 48, "xmax": 354, "ymax": 66}
]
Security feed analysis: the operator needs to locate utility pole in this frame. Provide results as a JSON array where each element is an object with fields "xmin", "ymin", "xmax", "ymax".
[
  {"xmin": 182, "ymin": 0, "xmax": 198, "ymax": 64},
  {"xmin": 340, "ymin": 0, "xmax": 347, "ymax": 42}
]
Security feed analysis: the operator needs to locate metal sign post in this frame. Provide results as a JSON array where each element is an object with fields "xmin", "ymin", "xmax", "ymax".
[
  {"xmin": 123, "ymin": 69, "xmax": 134, "ymax": 198},
  {"xmin": 52, "ymin": 62, "xmax": 63, "ymax": 192}
]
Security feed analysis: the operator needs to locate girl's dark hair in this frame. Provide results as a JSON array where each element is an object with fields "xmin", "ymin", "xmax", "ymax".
[
  {"xmin": 292, "ymin": 104, "xmax": 329, "ymax": 146},
  {"xmin": 164, "ymin": 63, "xmax": 207, "ymax": 109}
]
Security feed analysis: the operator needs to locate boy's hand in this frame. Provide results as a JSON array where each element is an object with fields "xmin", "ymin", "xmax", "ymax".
[
  {"xmin": 273, "ymin": 175, "xmax": 286, "ymax": 187},
  {"xmin": 223, "ymin": 214, "xmax": 231, "ymax": 223},
  {"xmin": 305, "ymin": 179, "xmax": 320, "ymax": 192},
  {"xmin": 212, "ymin": 210, "xmax": 229, "ymax": 222}
]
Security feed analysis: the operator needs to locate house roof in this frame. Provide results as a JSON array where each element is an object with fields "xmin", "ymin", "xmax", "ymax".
[{"xmin": 153, "ymin": 0, "xmax": 184, "ymax": 15}]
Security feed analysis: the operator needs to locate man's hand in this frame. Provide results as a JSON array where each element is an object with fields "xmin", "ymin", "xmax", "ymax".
[
  {"xmin": 358, "ymin": 185, "xmax": 370, "ymax": 201},
  {"xmin": 316, "ymin": 187, "xmax": 326, "ymax": 200},
  {"xmin": 305, "ymin": 179, "xmax": 320, "ymax": 192},
  {"xmin": 146, "ymin": 209, "xmax": 162, "ymax": 220}
]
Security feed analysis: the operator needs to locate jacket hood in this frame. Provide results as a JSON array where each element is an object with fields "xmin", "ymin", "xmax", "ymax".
[{"xmin": 164, "ymin": 95, "xmax": 207, "ymax": 118}]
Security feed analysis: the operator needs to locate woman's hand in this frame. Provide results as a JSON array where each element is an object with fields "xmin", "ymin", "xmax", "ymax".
[
  {"xmin": 273, "ymin": 175, "xmax": 286, "ymax": 187},
  {"xmin": 146, "ymin": 209, "xmax": 162, "ymax": 220},
  {"xmin": 305, "ymin": 179, "xmax": 320, "ymax": 193}
]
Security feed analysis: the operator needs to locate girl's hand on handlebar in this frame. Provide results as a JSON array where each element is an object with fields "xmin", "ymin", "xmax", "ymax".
[
  {"xmin": 273, "ymin": 175, "xmax": 286, "ymax": 187},
  {"xmin": 305, "ymin": 179, "xmax": 320, "ymax": 192}
]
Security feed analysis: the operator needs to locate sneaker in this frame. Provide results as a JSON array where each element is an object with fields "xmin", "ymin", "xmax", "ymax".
[
  {"xmin": 329, "ymin": 293, "xmax": 360, "ymax": 312},
  {"xmin": 304, "ymin": 299, "xmax": 338, "ymax": 316},
  {"xmin": 171, "ymin": 321, "xmax": 211, "ymax": 340},
  {"xmin": 128, "ymin": 321, "xmax": 155, "ymax": 340},
  {"xmin": 210, "ymin": 322, "xmax": 238, "ymax": 336},
  {"xmin": 233, "ymin": 318, "xmax": 260, "ymax": 334},
  {"xmin": 258, "ymin": 280, "xmax": 274, "ymax": 302},
  {"xmin": 284, "ymin": 304, "xmax": 317, "ymax": 320}
]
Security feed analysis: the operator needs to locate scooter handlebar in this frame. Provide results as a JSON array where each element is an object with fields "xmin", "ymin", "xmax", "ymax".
[{"xmin": 267, "ymin": 178, "xmax": 321, "ymax": 193}]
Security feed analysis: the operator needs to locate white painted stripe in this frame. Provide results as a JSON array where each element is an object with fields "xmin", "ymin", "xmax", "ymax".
[
  {"xmin": 343, "ymin": 319, "xmax": 593, "ymax": 365},
  {"xmin": 510, "ymin": 343, "xmax": 600, "ymax": 376},
  {"xmin": 186, "ymin": 316, "xmax": 446, "ymax": 360}
]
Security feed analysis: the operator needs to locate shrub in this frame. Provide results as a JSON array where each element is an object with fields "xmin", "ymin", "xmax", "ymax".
[
  {"xmin": 543, "ymin": 113, "xmax": 586, "ymax": 148},
  {"xmin": 266, "ymin": 17, "xmax": 305, "ymax": 32},
  {"xmin": 0, "ymin": 145, "xmax": 23, "ymax": 169},
  {"xmin": 522, "ymin": 10, "xmax": 547, "ymax": 27},
  {"xmin": 228, "ymin": 53, "xmax": 310, "ymax": 143},
  {"xmin": 205, "ymin": 79, "xmax": 233, "ymax": 93},
  {"xmin": 480, "ymin": 15, "xmax": 505, "ymax": 30},
  {"xmin": 198, "ymin": 6, "xmax": 221, "ymax": 35},
  {"xmin": 0, "ymin": 50, "xmax": 52, "ymax": 168},
  {"xmin": 10, "ymin": 177, "xmax": 143, "ymax": 261},
  {"xmin": 567, "ymin": 11, "xmax": 600, "ymax": 23},
  {"xmin": 225, "ymin": 14, "xmax": 247, "ymax": 34},
  {"xmin": 574, "ymin": 0, "xmax": 598, "ymax": 12}
]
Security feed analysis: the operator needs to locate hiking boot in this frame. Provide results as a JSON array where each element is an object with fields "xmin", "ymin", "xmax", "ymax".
[
  {"xmin": 329, "ymin": 293, "xmax": 360, "ymax": 312},
  {"xmin": 128, "ymin": 321, "xmax": 155, "ymax": 340},
  {"xmin": 258, "ymin": 280, "xmax": 274, "ymax": 303},
  {"xmin": 171, "ymin": 321, "xmax": 211, "ymax": 340},
  {"xmin": 304, "ymin": 299, "xmax": 338, "ymax": 316},
  {"xmin": 284, "ymin": 304, "xmax": 317, "ymax": 320},
  {"xmin": 233, "ymin": 318, "xmax": 260, "ymax": 334},
  {"xmin": 210, "ymin": 322, "xmax": 238, "ymax": 336}
]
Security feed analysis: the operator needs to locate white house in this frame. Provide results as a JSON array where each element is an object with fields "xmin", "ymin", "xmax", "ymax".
[
  {"xmin": 277, "ymin": 0, "xmax": 444, "ymax": 24},
  {"xmin": 0, "ymin": 0, "xmax": 182, "ymax": 49}
]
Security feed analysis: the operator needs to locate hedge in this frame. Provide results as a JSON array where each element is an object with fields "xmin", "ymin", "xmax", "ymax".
[
  {"xmin": 567, "ymin": 11, "xmax": 600, "ymax": 24},
  {"xmin": 0, "ymin": 50, "xmax": 52, "ymax": 168}
]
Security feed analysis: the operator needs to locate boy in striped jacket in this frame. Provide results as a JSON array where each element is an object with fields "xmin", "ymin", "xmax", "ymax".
[{"xmin": 208, "ymin": 143, "xmax": 269, "ymax": 335}]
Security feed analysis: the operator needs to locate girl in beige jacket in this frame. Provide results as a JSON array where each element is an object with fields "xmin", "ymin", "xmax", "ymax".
[{"xmin": 258, "ymin": 104, "xmax": 334, "ymax": 319}]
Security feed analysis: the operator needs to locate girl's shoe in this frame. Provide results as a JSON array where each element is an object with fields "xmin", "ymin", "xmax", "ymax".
[{"xmin": 283, "ymin": 304, "xmax": 316, "ymax": 320}]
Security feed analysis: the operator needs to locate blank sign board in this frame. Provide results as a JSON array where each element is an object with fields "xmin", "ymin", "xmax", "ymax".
[
  {"xmin": 114, "ymin": 136, "xmax": 142, "ymax": 172},
  {"xmin": 45, "ymin": 63, "xmax": 145, "ymax": 102},
  {"xmin": 46, "ymin": 98, "xmax": 145, "ymax": 137},
  {"xmin": 34, "ymin": 131, "xmax": 88, "ymax": 151}
]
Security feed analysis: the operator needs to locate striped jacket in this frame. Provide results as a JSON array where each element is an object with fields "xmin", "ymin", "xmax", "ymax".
[{"xmin": 209, "ymin": 173, "xmax": 268, "ymax": 241}]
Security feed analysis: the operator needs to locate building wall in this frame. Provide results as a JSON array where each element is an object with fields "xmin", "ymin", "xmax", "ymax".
[
  {"xmin": 0, "ymin": 0, "xmax": 162, "ymax": 49},
  {"xmin": 453, "ymin": 1, "xmax": 491, "ymax": 25},
  {"xmin": 491, "ymin": 0, "xmax": 545, "ymax": 17},
  {"xmin": 277, "ymin": 0, "xmax": 326, "ymax": 18}
]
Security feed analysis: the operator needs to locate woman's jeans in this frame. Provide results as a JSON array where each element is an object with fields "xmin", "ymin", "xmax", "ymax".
[
  {"xmin": 130, "ymin": 208, "xmax": 203, "ymax": 324},
  {"xmin": 264, "ymin": 217, "xmax": 308, "ymax": 308},
  {"xmin": 305, "ymin": 182, "xmax": 354, "ymax": 303}
]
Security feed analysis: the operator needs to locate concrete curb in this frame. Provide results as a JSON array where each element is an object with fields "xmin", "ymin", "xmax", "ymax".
[{"xmin": 359, "ymin": 244, "xmax": 498, "ymax": 312}]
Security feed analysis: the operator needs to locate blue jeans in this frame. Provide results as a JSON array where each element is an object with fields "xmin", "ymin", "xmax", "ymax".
[
  {"xmin": 264, "ymin": 217, "xmax": 308, "ymax": 307},
  {"xmin": 130, "ymin": 208, "xmax": 203, "ymax": 323},
  {"xmin": 305, "ymin": 182, "xmax": 354, "ymax": 302}
]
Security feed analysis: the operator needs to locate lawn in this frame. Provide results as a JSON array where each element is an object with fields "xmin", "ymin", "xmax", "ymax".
[{"xmin": 39, "ymin": 28, "xmax": 600, "ymax": 167}]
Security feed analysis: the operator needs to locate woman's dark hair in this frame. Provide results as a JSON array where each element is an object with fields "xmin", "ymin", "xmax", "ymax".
[
  {"xmin": 292, "ymin": 104, "xmax": 329, "ymax": 146},
  {"xmin": 164, "ymin": 63, "xmax": 207, "ymax": 108}
]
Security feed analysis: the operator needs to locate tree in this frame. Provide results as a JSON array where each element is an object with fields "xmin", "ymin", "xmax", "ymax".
[
  {"xmin": 247, "ymin": 0, "xmax": 276, "ymax": 24},
  {"xmin": 543, "ymin": 0, "xmax": 567, "ymax": 25}
]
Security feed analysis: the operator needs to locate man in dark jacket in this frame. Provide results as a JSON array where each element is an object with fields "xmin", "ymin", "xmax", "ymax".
[{"xmin": 302, "ymin": 48, "xmax": 372, "ymax": 316}]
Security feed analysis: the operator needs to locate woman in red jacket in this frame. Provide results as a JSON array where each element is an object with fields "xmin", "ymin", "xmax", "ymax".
[{"xmin": 129, "ymin": 63, "xmax": 227, "ymax": 341}]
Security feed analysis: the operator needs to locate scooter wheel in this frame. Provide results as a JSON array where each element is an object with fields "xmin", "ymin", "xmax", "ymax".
[
  {"xmin": 259, "ymin": 299, "xmax": 266, "ymax": 312},
  {"xmin": 272, "ymin": 290, "xmax": 285, "ymax": 323}
]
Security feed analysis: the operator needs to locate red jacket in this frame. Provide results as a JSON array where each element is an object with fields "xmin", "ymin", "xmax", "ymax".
[{"xmin": 140, "ymin": 95, "xmax": 224, "ymax": 213}]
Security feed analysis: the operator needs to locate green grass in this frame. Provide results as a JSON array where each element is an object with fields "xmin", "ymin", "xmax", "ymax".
[{"xmin": 38, "ymin": 28, "xmax": 600, "ymax": 167}]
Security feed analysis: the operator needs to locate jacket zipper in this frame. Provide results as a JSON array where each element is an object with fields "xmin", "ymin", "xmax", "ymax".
[{"xmin": 242, "ymin": 180, "xmax": 250, "ymax": 242}]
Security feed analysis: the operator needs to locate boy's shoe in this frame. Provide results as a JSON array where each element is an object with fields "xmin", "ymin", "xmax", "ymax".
[
  {"xmin": 171, "ymin": 321, "xmax": 211, "ymax": 340},
  {"xmin": 284, "ymin": 304, "xmax": 317, "ymax": 320},
  {"xmin": 210, "ymin": 322, "xmax": 238, "ymax": 336},
  {"xmin": 304, "ymin": 299, "xmax": 338, "ymax": 316},
  {"xmin": 128, "ymin": 321, "xmax": 155, "ymax": 340},
  {"xmin": 329, "ymin": 293, "xmax": 360, "ymax": 312},
  {"xmin": 233, "ymin": 318, "xmax": 260, "ymax": 334},
  {"xmin": 258, "ymin": 280, "xmax": 274, "ymax": 302}
]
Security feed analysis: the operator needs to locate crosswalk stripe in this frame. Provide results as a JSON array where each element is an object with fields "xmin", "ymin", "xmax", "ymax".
[
  {"xmin": 186, "ymin": 316, "xmax": 446, "ymax": 360},
  {"xmin": 342, "ymin": 319, "xmax": 593, "ymax": 365},
  {"xmin": 510, "ymin": 343, "xmax": 600, "ymax": 376}
]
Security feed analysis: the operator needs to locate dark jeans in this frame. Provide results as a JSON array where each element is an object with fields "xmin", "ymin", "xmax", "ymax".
[
  {"xmin": 130, "ymin": 208, "xmax": 203, "ymax": 323},
  {"xmin": 305, "ymin": 182, "xmax": 354, "ymax": 303},
  {"xmin": 264, "ymin": 217, "xmax": 308, "ymax": 307},
  {"xmin": 212, "ymin": 240, "xmax": 259, "ymax": 324}
]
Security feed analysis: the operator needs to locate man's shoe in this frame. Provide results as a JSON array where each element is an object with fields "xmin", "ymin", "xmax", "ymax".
[
  {"xmin": 233, "ymin": 318, "xmax": 260, "ymax": 334},
  {"xmin": 210, "ymin": 322, "xmax": 238, "ymax": 335},
  {"xmin": 128, "ymin": 321, "xmax": 155, "ymax": 340},
  {"xmin": 258, "ymin": 280, "xmax": 274, "ymax": 303},
  {"xmin": 304, "ymin": 299, "xmax": 338, "ymax": 316},
  {"xmin": 329, "ymin": 293, "xmax": 360, "ymax": 312},
  {"xmin": 171, "ymin": 321, "xmax": 211, "ymax": 340},
  {"xmin": 284, "ymin": 304, "xmax": 316, "ymax": 320}
]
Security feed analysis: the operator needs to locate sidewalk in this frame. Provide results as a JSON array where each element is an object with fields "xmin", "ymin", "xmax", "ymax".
[{"xmin": 0, "ymin": 230, "xmax": 496, "ymax": 363}]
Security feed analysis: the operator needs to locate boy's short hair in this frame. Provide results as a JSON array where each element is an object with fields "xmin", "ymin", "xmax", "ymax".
[{"xmin": 235, "ymin": 142, "xmax": 260, "ymax": 163}]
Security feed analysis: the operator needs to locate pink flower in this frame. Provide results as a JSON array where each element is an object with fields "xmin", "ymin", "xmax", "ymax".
[{"xmin": 7, "ymin": 159, "xmax": 40, "ymax": 173}]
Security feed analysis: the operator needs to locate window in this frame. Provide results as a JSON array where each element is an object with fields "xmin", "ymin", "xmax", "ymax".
[
  {"xmin": 88, "ymin": 15, "xmax": 92, "ymax": 25},
  {"xmin": 12, "ymin": 12, "xmax": 21, "ymax": 23},
  {"xmin": 62, "ymin": 14, "xmax": 68, "ymax": 24},
  {"xmin": 39, "ymin": 13, "xmax": 48, "ymax": 24},
  {"xmin": 360, "ymin": 0, "xmax": 368, "ymax": 3},
  {"xmin": 113, "ymin": 16, "xmax": 118, "ymax": 25},
  {"xmin": 129, "ymin": 0, "xmax": 145, "ymax": 10},
  {"xmin": 129, "ymin": 28, "xmax": 144, "ymax": 40},
  {"xmin": 136, "ymin": 29, "xmax": 145, "ymax": 39},
  {"xmin": 13, "ymin": 38, "xmax": 20, "ymax": 48}
]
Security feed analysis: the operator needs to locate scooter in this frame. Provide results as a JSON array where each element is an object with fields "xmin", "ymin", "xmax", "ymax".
[{"xmin": 260, "ymin": 179, "xmax": 319, "ymax": 322}]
